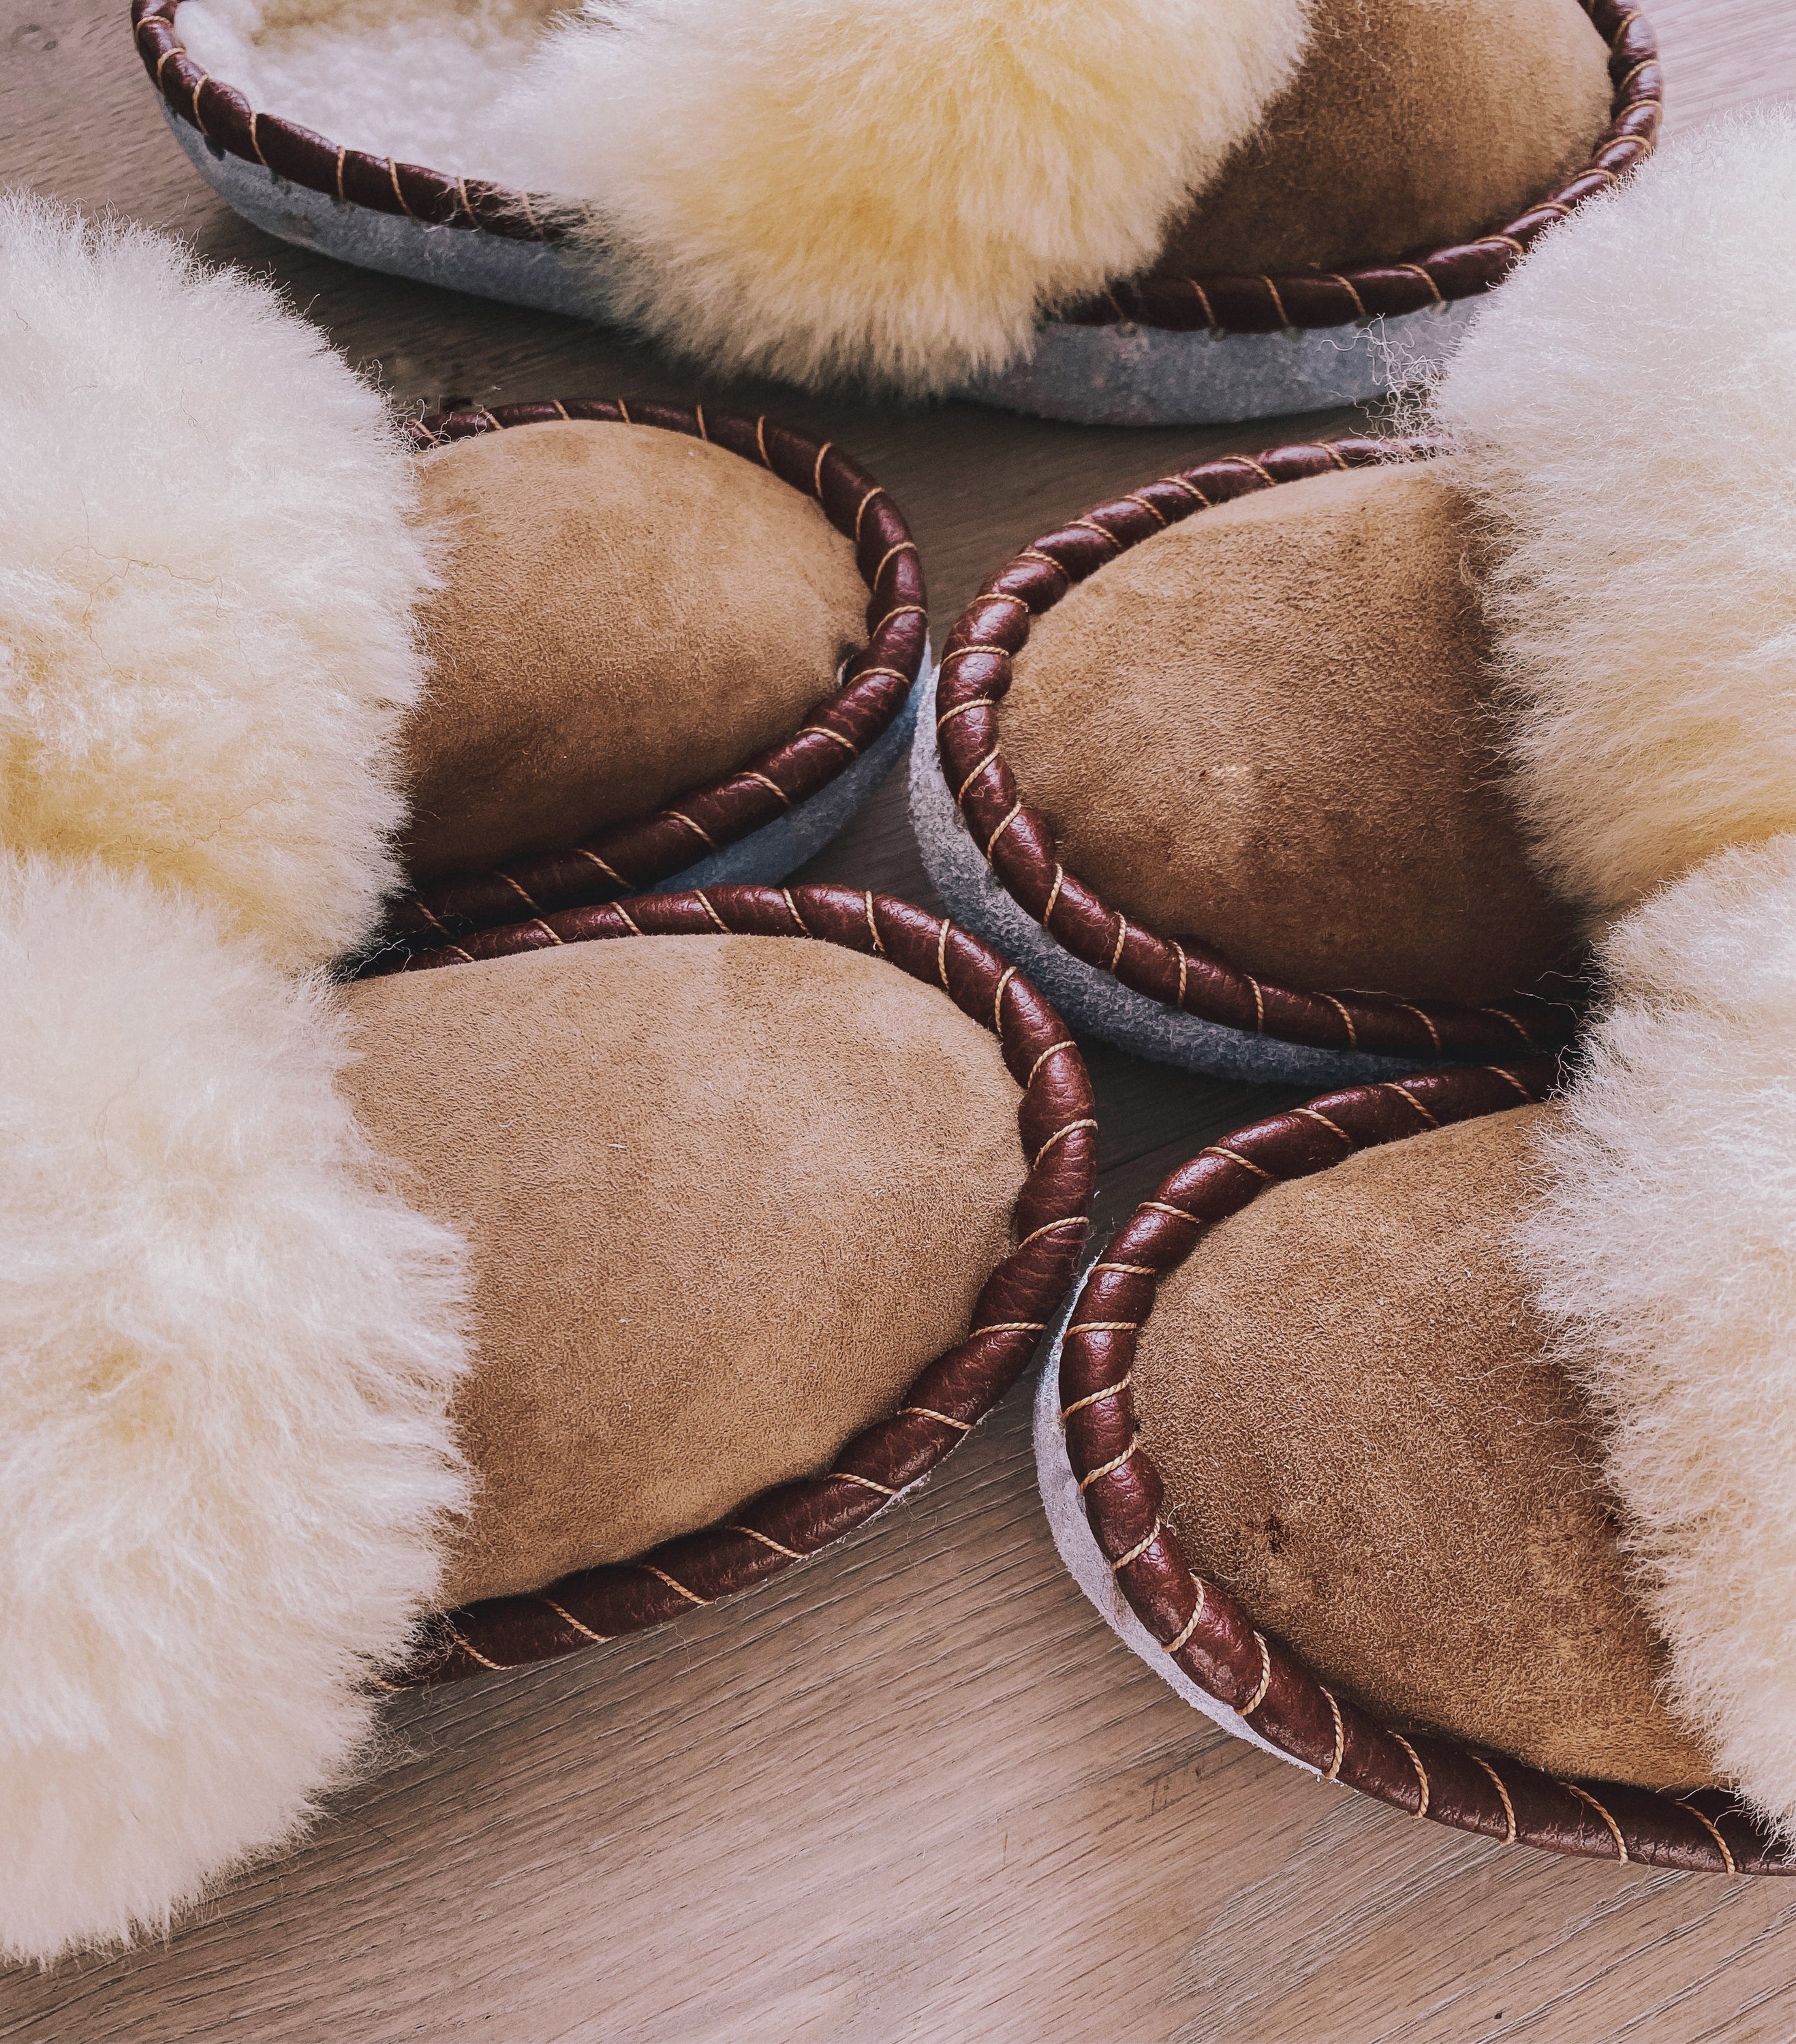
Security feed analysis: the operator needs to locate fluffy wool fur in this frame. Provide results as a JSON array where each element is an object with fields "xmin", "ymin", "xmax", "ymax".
[
  {"xmin": 0, "ymin": 193, "xmax": 432, "ymax": 972},
  {"xmin": 1429, "ymin": 108, "xmax": 1796, "ymax": 930},
  {"xmin": 494, "ymin": 0, "xmax": 1312, "ymax": 391},
  {"xmin": 0, "ymin": 856, "xmax": 469, "ymax": 1962},
  {"xmin": 1523, "ymin": 836, "xmax": 1796, "ymax": 1838}
]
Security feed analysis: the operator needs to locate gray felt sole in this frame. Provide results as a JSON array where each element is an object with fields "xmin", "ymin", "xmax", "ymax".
[
  {"xmin": 906, "ymin": 701, "xmax": 1419, "ymax": 1087},
  {"xmin": 168, "ymin": 108, "xmax": 1478, "ymax": 429}
]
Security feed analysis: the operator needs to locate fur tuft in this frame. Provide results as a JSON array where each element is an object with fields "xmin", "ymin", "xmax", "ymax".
[
  {"xmin": 495, "ymin": 0, "xmax": 1311, "ymax": 392},
  {"xmin": 0, "ymin": 191, "xmax": 431, "ymax": 971},
  {"xmin": 1522, "ymin": 836, "xmax": 1796, "ymax": 1838},
  {"xmin": 1429, "ymin": 108, "xmax": 1796, "ymax": 929},
  {"xmin": 0, "ymin": 856, "xmax": 469, "ymax": 1962}
]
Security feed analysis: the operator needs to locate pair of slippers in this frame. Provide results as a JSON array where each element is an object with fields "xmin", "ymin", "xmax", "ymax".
[
  {"xmin": 0, "ymin": 194, "xmax": 1095, "ymax": 1960},
  {"xmin": 134, "ymin": 0, "xmax": 1656, "ymax": 422},
  {"xmin": 951, "ymin": 109, "xmax": 1794, "ymax": 1874}
]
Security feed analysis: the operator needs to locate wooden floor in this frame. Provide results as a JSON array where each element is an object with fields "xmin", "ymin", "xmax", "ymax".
[{"xmin": 7, "ymin": 5, "xmax": 1796, "ymax": 2039}]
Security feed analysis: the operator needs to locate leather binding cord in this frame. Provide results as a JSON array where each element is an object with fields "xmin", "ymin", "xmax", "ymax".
[
  {"xmin": 936, "ymin": 435, "xmax": 1582, "ymax": 1063},
  {"xmin": 377, "ymin": 401, "xmax": 926, "ymax": 948},
  {"xmin": 364, "ymin": 884, "xmax": 1097, "ymax": 1684},
  {"xmin": 130, "ymin": 0, "xmax": 1658, "ymax": 332},
  {"xmin": 1062, "ymin": 1064, "xmax": 1791, "ymax": 1876}
]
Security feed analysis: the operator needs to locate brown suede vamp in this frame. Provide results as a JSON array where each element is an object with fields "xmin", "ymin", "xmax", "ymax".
[
  {"xmin": 1132, "ymin": 1104, "xmax": 1714, "ymax": 1791},
  {"xmin": 339, "ymin": 935, "xmax": 1025, "ymax": 1607},
  {"xmin": 1156, "ymin": 0, "xmax": 1613, "ymax": 276},
  {"xmin": 1000, "ymin": 462, "xmax": 1580, "ymax": 1007},
  {"xmin": 402, "ymin": 422, "xmax": 869, "ymax": 879}
]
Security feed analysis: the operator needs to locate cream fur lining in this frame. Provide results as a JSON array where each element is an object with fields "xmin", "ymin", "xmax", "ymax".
[
  {"xmin": 0, "ymin": 192, "xmax": 432, "ymax": 973},
  {"xmin": 1429, "ymin": 108, "xmax": 1796, "ymax": 933},
  {"xmin": 174, "ymin": 0, "xmax": 1312, "ymax": 392},
  {"xmin": 1525, "ymin": 837, "xmax": 1796, "ymax": 1841},
  {"xmin": 0, "ymin": 856, "xmax": 469, "ymax": 1963}
]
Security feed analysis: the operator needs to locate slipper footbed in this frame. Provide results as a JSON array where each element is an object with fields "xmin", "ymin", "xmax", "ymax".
[
  {"xmin": 402, "ymin": 421, "xmax": 869, "ymax": 880},
  {"xmin": 1156, "ymin": 0, "xmax": 1613, "ymax": 277},
  {"xmin": 339, "ymin": 933, "xmax": 1025, "ymax": 1607},
  {"xmin": 1000, "ymin": 461, "xmax": 1581, "ymax": 1008},
  {"xmin": 1130, "ymin": 1102, "xmax": 1714, "ymax": 1791}
]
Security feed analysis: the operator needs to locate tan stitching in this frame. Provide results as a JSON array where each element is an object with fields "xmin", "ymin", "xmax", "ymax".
[
  {"xmin": 446, "ymin": 1622, "xmax": 504, "ymax": 1673},
  {"xmin": 495, "ymin": 870, "xmax": 540, "ymax": 910},
  {"xmin": 694, "ymin": 404, "xmax": 709, "ymax": 442},
  {"xmin": 247, "ymin": 108, "xmax": 268, "ymax": 167},
  {"xmin": 666, "ymin": 807, "xmax": 716, "ymax": 849},
  {"xmin": 936, "ymin": 917, "xmax": 952, "ymax": 990},
  {"xmin": 1262, "ymin": 275, "xmax": 1289, "ymax": 327},
  {"xmin": 1677, "ymin": 1799, "xmax": 1736, "ymax": 1876},
  {"xmin": 1165, "ymin": 1583, "xmax": 1207, "ymax": 1654},
  {"xmin": 1320, "ymin": 1688, "xmax": 1346, "ymax": 1781},
  {"xmin": 901, "ymin": 1404, "xmax": 974, "ymax": 1434},
  {"xmin": 1205, "ymin": 1145, "xmax": 1272, "ymax": 1181},
  {"xmin": 437, "ymin": 944, "xmax": 477, "ymax": 967},
  {"xmin": 1226, "ymin": 456, "xmax": 1278, "ymax": 489},
  {"xmin": 614, "ymin": 397, "xmax": 632, "ymax": 425},
  {"xmin": 1018, "ymin": 1215, "xmax": 1089, "ymax": 1250},
  {"xmin": 387, "ymin": 157, "xmax": 412, "ymax": 216},
  {"xmin": 1019, "ymin": 548, "xmax": 1070, "ymax": 581},
  {"xmin": 1078, "ymin": 1438, "xmax": 1141, "ymax": 1491},
  {"xmin": 611, "ymin": 901, "xmax": 645, "ymax": 938},
  {"xmin": 1296, "ymin": 1107, "xmax": 1352, "ymax": 1146},
  {"xmin": 1382, "ymin": 1082, "xmax": 1440, "ymax": 1128},
  {"xmin": 1392, "ymin": 1733, "xmax": 1430, "ymax": 1818},
  {"xmin": 1245, "ymin": 973, "xmax": 1265, "ymax": 1034},
  {"xmin": 872, "ymin": 540, "xmax": 917, "ymax": 585},
  {"xmin": 781, "ymin": 886, "xmax": 812, "ymax": 937},
  {"xmin": 863, "ymin": 892, "xmax": 885, "ymax": 955},
  {"xmin": 694, "ymin": 891, "xmax": 730, "ymax": 934},
  {"xmin": 1043, "ymin": 865, "xmax": 1066, "ymax": 931},
  {"xmin": 1564, "ymin": 1782, "xmax": 1628, "ymax": 1861},
  {"xmin": 741, "ymin": 770, "xmax": 792, "ymax": 807},
  {"xmin": 1475, "ymin": 1755, "xmax": 1517, "ymax": 1844},
  {"xmin": 799, "ymin": 724, "xmax": 858, "ymax": 754},
  {"xmin": 992, "ymin": 965, "xmax": 1016, "ymax": 1035},
  {"xmin": 1328, "ymin": 273, "xmax": 1367, "ymax": 320},
  {"xmin": 1395, "ymin": 1000, "xmax": 1444, "ymax": 1053},
  {"xmin": 1173, "ymin": 940, "xmax": 1189, "ymax": 1009},
  {"xmin": 842, "ymin": 665, "xmax": 911, "ymax": 689},
  {"xmin": 985, "ymin": 802, "xmax": 1023, "ymax": 858},
  {"xmin": 956, "ymin": 749, "xmax": 1000, "ymax": 804},
  {"xmin": 1143, "ymin": 1201, "xmax": 1199, "ymax": 1224},
  {"xmin": 854, "ymin": 486, "xmax": 883, "ymax": 544},
  {"xmin": 1112, "ymin": 1518, "xmax": 1164, "ymax": 1572},
  {"xmin": 1164, "ymin": 474, "xmax": 1214, "ymax": 508},
  {"xmin": 516, "ymin": 189, "xmax": 542, "ymax": 238},
  {"xmin": 576, "ymin": 846, "xmax": 629, "ymax": 888},
  {"xmin": 1026, "ymin": 1039, "xmax": 1075, "ymax": 1086},
  {"xmin": 335, "ymin": 144, "xmax": 347, "ymax": 200},
  {"xmin": 1061, "ymin": 1374, "xmax": 1132, "ymax": 1421},
  {"xmin": 1485, "ymin": 1064, "xmax": 1537, "ymax": 1103},
  {"xmin": 1188, "ymin": 277, "xmax": 1217, "ymax": 328},
  {"xmin": 976, "ymin": 590, "xmax": 1031, "ymax": 615},
  {"xmin": 1318, "ymin": 992, "xmax": 1359, "ymax": 1050},
  {"xmin": 1241, "ymin": 1634, "xmax": 1273, "ymax": 1716},
  {"xmin": 877, "ymin": 605, "xmax": 929, "ymax": 632},
  {"xmin": 812, "ymin": 439, "xmax": 832, "ymax": 499},
  {"xmin": 645, "ymin": 1566, "xmax": 708, "ymax": 1607},
  {"xmin": 974, "ymin": 1320, "xmax": 1048, "ymax": 1336},
  {"xmin": 454, "ymin": 173, "xmax": 475, "ymax": 225},
  {"xmin": 155, "ymin": 42, "xmax": 180, "ymax": 83},
  {"xmin": 1397, "ymin": 261, "xmax": 1444, "ymax": 306},
  {"xmin": 756, "ymin": 416, "xmax": 770, "ymax": 467},
  {"xmin": 1124, "ymin": 492, "xmax": 1168, "ymax": 527},
  {"xmin": 527, "ymin": 918, "xmax": 563, "ymax": 946},
  {"xmin": 1321, "ymin": 442, "xmax": 1351, "ymax": 472},
  {"xmin": 1095, "ymin": 1263, "xmax": 1154, "ymax": 1277},
  {"xmin": 939, "ymin": 645, "xmax": 1004, "ymax": 669},
  {"xmin": 537, "ymin": 1597, "xmax": 607, "ymax": 1645},
  {"xmin": 551, "ymin": 399, "xmax": 571, "ymax": 420},
  {"xmin": 1481, "ymin": 1003, "xmax": 1536, "ymax": 1048},
  {"xmin": 186, "ymin": 70, "xmax": 216, "ymax": 137},
  {"xmin": 1108, "ymin": 914, "xmax": 1128, "ymax": 973},
  {"xmin": 1066, "ymin": 1321, "xmax": 1139, "ymax": 1335},
  {"xmin": 731, "ymin": 1523, "xmax": 804, "ymax": 1560},
  {"xmin": 831, "ymin": 1469, "xmax": 897, "ymax": 1498},
  {"xmin": 1034, "ymin": 1117, "xmax": 1096, "ymax": 1168},
  {"xmin": 403, "ymin": 895, "xmax": 450, "ymax": 938},
  {"xmin": 1068, "ymin": 517, "xmax": 1123, "ymax": 551}
]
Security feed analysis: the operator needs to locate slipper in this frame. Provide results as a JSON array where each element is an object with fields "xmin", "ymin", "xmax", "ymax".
[
  {"xmin": 0, "ymin": 200, "xmax": 1096, "ymax": 1961},
  {"xmin": 914, "ymin": 110, "xmax": 1794, "ymax": 1083},
  {"xmin": 133, "ymin": 0, "xmax": 1654, "ymax": 424},
  {"xmin": 1037, "ymin": 840, "xmax": 1796, "ymax": 1874}
]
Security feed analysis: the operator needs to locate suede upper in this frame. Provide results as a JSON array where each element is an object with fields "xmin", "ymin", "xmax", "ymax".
[
  {"xmin": 1132, "ymin": 1104, "xmax": 1712, "ymax": 1791},
  {"xmin": 1000, "ymin": 462, "xmax": 1580, "ymax": 1006},
  {"xmin": 1155, "ymin": 0, "xmax": 1613, "ymax": 277},
  {"xmin": 402, "ymin": 421, "xmax": 869, "ymax": 879},
  {"xmin": 341, "ymin": 934, "xmax": 1026, "ymax": 1607}
]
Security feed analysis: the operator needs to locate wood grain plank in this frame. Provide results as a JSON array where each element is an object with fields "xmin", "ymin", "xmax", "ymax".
[{"xmin": 4, "ymin": 1, "xmax": 1795, "ymax": 2037}]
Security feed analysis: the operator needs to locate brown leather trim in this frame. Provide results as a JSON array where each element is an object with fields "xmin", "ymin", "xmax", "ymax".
[
  {"xmin": 1074, "ymin": 0, "xmax": 1661, "ymax": 332},
  {"xmin": 935, "ymin": 436, "xmax": 1581, "ymax": 1062},
  {"xmin": 377, "ymin": 401, "xmax": 925, "ymax": 948},
  {"xmin": 367, "ymin": 883, "xmax": 1096, "ymax": 1684},
  {"xmin": 132, "ymin": 0, "xmax": 1658, "ymax": 331},
  {"xmin": 1061, "ymin": 1063, "xmax": 1792, "ymax": 1876}
]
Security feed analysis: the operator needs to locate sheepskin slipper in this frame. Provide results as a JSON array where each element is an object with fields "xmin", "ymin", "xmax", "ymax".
[
  {"xmin": 132, "ymin": 0, "xmax": 1656, "ymax": 424},
  {"xmin": 1035, "ymin": 980, "xmax": 1796, "ymax": 1874},
  {"xmin": 384, "ymin": 400, "xmax": 929, "ymax": 955},
  {"xmin": 916, "ymin": 106, "xmax": 1796, "ymax": 1080},
  {"xmin": 3, "ymin": 869, "xmax": 1096, "ymax": 1962}
]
